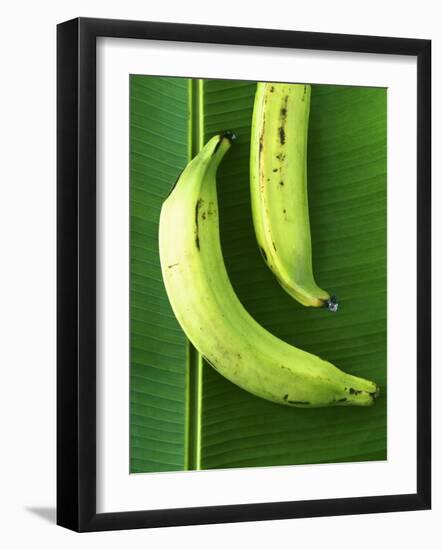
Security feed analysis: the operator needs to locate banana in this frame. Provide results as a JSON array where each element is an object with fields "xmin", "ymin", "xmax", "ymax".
[
  {"xmin": 250, "ymin": 82, "xmax": 338, "ymax": 311},
  {"xmin": 159, "ymin": 134, "xmax": 378, "ymax": 407}
]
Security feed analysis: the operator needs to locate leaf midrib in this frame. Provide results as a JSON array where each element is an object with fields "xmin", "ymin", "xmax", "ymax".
[{"xmin": 184, "ymin": 78, "xmax": 205, "ymax": 471}]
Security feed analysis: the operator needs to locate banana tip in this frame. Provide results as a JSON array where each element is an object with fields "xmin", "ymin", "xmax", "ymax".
[
  {"xmin": 371, "ymin": 386, "xmax": 380, "ymax": 400},
  {"xmin": 222, "ymin": 131, "xmax": 237, "ymax": 143},
  {"xmin": 326, "ymin": 295, "xmax": 339, "ymax": 312}
]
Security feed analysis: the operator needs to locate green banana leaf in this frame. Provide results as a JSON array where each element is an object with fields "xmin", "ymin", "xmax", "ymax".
[
  {"xmin": 130, "ymin": 77, "xmax": 188, "ymax": 472},
  {"xmin": 130, "ymin": 76, "xmax": 387, "ymax": 473}
]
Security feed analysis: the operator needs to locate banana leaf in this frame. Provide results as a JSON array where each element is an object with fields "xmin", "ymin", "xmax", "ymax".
[
  {"xmin": 130, "ymin": 77, "xmax": 188, "ymax": 472},
  {"xmin": 130, "ymin": 75, "xmax": 387, "ymax": 473}
]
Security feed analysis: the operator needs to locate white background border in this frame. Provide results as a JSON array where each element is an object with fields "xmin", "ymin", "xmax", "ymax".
[{"xmin": 96, "ymin": 37, "xmax": 417, "ymax": 513}]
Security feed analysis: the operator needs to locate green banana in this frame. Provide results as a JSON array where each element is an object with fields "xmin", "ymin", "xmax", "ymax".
[
  {"xmin": 159, "ymin": 134, "xmax": 378, "ymax": 408},
  {"xmin": 250, "ymin": 82, "xmax": 338, "ymax": 311}
]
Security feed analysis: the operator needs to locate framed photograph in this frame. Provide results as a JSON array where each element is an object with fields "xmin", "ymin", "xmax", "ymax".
[{"xmin": 57, "ymin": 17, "xmax": 431, "ymax": 532}]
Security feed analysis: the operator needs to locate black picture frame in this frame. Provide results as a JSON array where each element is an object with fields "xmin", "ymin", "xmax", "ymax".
[{"xmin": 57, "ymin": 17, "xmax": 431, "ymax": 532}]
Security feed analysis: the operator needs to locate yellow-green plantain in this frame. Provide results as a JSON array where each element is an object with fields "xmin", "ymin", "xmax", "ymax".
[
  {"xmin": 159, "ymin": 134, "xmax": 378, "ymax": 408},
  {"xmin": 250, "ymin": 82, "xmax": 338, "ymax": 311}
]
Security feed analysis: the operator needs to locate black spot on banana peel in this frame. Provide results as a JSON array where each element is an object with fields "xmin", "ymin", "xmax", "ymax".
[
  {"xmin": 301, "ymin": 85, "xmax": 307, "ymax": 101},
  {"xmin": 195, "ymin": 198, "xmax": 202, "ymax": 250},
  {"xmin": 195, "ymin": 199, "xmax": 202, "ymax": 226}
]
